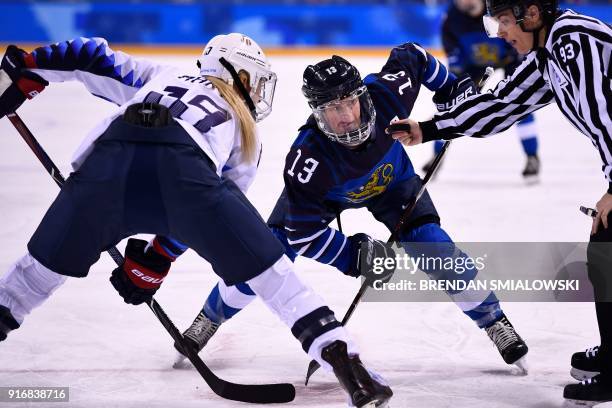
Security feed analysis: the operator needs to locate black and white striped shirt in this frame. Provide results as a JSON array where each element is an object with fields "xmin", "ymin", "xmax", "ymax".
[{"xmin": 421, "ymin": 10, "xmax": 612, "ymax": 191}]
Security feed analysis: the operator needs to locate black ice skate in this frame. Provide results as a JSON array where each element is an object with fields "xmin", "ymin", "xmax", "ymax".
[
  {"xmin": 0, "ymin": 305, "xmax": 19, "ymax": 342},
  {"xmin": 564, "ymin": 374, "xmax": 612, "ymax": 405},
  {"xmin": 522, "ymin": 154, "xmax": 540, "ymax": 184},
  {"xmin": 485, "ymin": 314, "xmax": 528, "ymax": 369},
  {"xmin": 173, "ymin": 312, "xmax": 220, "ymax": 368},
  {"xmin": 571, "ymin": 346, "xmax": 601, "ymax": 381},
  {"xmin": 321, "ymin": 340, "xmax": 392, "ymax": 408}
]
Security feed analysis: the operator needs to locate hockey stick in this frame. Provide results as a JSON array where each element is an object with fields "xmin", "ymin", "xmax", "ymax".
[
  {"xmin": 304, "ymin": 68, "xmax": 495, "ymax": 385},
  {"xmin": 5, "ymin": 111, "xmax": 296, "ymax": 404}
]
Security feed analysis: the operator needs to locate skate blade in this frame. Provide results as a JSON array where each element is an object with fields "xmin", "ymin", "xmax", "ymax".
[
  {"xmin": 172, "ymin": 352, "xmax": 190, "ymax": 369},
  {"xmin": 523, "ymin": 174, "xmax": 540, "ymax": 185},
  {"xmin": 512, "ymin": 356, "xmax": 529, "ymax": 375},
  {"xmin": 570, "ymin": 367, "xmax": 600, "ymax": 381},
  {"xmin": 357, "ymin": 400, "xmax": 390, "ymax": 408},
  {"xmin": 563, "ymin": 398, "xmax": 601, "ymax": 407}
]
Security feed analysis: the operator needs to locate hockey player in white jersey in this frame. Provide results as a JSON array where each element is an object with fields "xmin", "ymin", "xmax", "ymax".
[
  {"xmin": 0, "ymin": 33, "xmax": 392, "ymax": 407},
  {"xmin": 389, "ymin": 0, "xmax": 612, "ymax": 403}
]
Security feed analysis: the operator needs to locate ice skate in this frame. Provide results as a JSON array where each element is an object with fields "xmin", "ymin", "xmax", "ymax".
[
  {"xmin": 321, "ymin": 340, "xmax": 392, "ymax": 408},
  {"xmin": 571, "ymin": 347, "xmax": 601, "ymax": 381},
  {"xmin": 522, "ymin": 154, "xmax": 540, "ymax": 184},
  {"xmin": 0, "ymin": 305, "xmax": 19, "ymax": 342},
  {"xmin": 564, "ymin": 375, "xmax": 612, "ymax": 406},
  {"xmin": 173, "ymin": 312, "xmax": 220, "ymax": 369},
  {"xmin": 485, "ymin": 314, "xmax": 528, "ymax": 369}
]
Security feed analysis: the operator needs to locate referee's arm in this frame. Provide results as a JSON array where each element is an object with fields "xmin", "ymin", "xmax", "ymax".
[{"xmin": 419, "ymin": 54, "xmax": 554, "ymax": 142}]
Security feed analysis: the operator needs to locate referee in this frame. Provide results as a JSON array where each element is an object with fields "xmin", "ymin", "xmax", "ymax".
[{"xmin": 389, "ymin": 0, "xmax": 612, "ymax": 403}]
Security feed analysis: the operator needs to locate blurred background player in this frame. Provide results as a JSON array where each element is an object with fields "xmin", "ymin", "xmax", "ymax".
[
  {"xmin": 423, "ymin": 0, "xmax": 541, "ymax": 183},
  {"xmin": 163, "ymin": 46, "xmax": 529, "ymax": 372},
  {"xmin": 0, "ymin": 34, "xmax": 393, "ymax": 408}
]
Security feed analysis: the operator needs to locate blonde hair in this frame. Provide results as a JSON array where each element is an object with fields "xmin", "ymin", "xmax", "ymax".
[{"xmin": 206, "ymin": 76, "xmax": 258, "ymax": 163}]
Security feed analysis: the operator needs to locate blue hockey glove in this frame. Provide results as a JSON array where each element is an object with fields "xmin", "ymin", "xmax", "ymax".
[
  {"xmin": 0, "ymin": 45, "xmax": 48, "ymax": 118},
  {"xmin": 347, "ymin": 233, "xmax": 396, "ymax": 286},
  {"xmin": 432, "ymin": 74, "xmax": 477, "ymax": 112},
  {"xmin": 110, "ymin": 238, "xmax": 171, "ymax": 305}
]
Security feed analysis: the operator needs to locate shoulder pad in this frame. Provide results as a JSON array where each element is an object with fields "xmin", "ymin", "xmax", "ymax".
[{"xmin": 298, "ymin": 114, "xmax": 319, "ymax": 132}]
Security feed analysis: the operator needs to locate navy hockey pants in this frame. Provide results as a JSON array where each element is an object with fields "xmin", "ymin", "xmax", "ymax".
[{"xmin": 27, "ymin": 118, "xmax": 285, "ymax": 285}]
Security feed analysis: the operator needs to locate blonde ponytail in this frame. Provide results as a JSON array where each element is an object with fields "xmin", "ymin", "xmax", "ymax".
[{"xmin": 206, "ymin": 76, "xmax": 258, "ymax": 163}]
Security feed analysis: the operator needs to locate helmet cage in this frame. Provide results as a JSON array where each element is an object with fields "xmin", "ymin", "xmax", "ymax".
[
  {"xmin": 198, "ymin": 33, "xmax": 277, "ymax": 122},
  {"xmin": 311, "ymin": 85, "xmax": 376, "ymax": 147},
  {"xmin": 223, "ymin": 48, "xmax": 277, "ymax": 122}
]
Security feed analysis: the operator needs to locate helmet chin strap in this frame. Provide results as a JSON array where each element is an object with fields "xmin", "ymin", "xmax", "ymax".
[
  {"xmin": 518, "ymin": 9, "xmax": 549, "ymax": 52},
  {"xmin": 218, "ymin": 57, "xmax": 257, "ymax": 120}
]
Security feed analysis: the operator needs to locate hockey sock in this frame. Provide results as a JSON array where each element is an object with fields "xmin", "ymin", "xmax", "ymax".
[
  {"xmin": 433, "ymin": 140, "xmax": 444, "ymax": 155},
  {"xmin": 517, "ymin": 114, "xmax": 538, "ymax": 156},
  {"xmin": 0, "ymin": 252, "xmax": 66, "ymax": 323},
  {"xmin": 203, "ymin": 281, "xmax": 256, "ymax": 324}
]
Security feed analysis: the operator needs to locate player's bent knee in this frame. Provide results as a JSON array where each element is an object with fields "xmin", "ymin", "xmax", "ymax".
[{"xmin": 247, "ymin": 255, "xmax": 327, "ymax": 327}]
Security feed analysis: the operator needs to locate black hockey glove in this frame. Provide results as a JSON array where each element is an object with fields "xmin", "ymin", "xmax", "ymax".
[
  {"xmin": 432, "ymin": 74, "xmax": 477, "ymax": 112},
  {"xmin": 110, "ymin": 238, "xmax": 171, "ymax": 305},
  {"xmin": 0, "ymin": 45, "xmax": 48, "ymax": 118},
  {"xmin": 347, "ymin": 233, "xmax": 396, "ymax": 287}
]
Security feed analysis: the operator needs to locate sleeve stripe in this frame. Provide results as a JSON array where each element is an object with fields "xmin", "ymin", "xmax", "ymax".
[
  {"xmin": 413, "ymin": 43, "xmax": 428, "ymax": 59},
  {"xmin": 297, "ymin": 243, "xmax": 312, "ymax": 256},
  {"xmin": 311, "ymin": 229, "xmax": 336, "ymax": 261},
  {"xmin": 327, "ymin": 236, "xmax": 347, "ymax": 265},
  {"xmin": 425, "ymin": 57, "xmax": 441, "ymax": 84},
  {"xmin": 287, "ymin": 228, "xmax": 328, "ymax": 245}
]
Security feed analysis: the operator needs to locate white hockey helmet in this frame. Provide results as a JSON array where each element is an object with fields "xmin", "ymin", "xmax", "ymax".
[{"xmin": 198, "ymin": 33, "xmax": 277, "ymax": 122}]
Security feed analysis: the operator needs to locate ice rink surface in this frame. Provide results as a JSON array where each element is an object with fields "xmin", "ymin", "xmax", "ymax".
[{"xmin": 0, "ymin": 54, "xmax": 610, "ymax": 408}]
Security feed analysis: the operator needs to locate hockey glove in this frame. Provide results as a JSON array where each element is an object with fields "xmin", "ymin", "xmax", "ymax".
[
  {"xmin": 0, "ymin": 45, "xmax": 48, "ymax": 118},
  {"xmin": 348, "ymin": 233, "xmax": 396, "ymax": 287},
  {"xmin": 432, "ymin": 74, "xmax": 476, "ymax": 112},
  {"xmin": 110, "ymin": 238, "xmax": 171, "ymax": 305}
]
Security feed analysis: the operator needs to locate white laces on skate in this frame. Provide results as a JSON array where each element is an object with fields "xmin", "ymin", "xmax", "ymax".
[
  {"xmin": 585, "ymin": 346, "xmax": 599, "ymax": 359},
  {"xmin": 184, "ymin": 313, "xmax": 220, "ymax": 349},
  {"xmin": 485, "ymin": 317, "xmax": 519, "ymax": 352}
]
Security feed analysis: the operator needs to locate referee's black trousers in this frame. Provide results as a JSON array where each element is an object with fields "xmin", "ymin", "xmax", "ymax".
[{"xmin": 588, "ymin": 214, "xmax": 612, "ymax": 379}]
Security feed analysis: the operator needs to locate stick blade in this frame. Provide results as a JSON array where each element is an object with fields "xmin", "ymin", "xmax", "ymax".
[{"xmin": 304, "ymin": 359, "xmax": 321, "ymax": 386}]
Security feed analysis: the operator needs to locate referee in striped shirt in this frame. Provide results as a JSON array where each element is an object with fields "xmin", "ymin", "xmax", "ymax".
[{"xmin": 389, "ymin": 0, "xmax": 611, "ymax": 403}]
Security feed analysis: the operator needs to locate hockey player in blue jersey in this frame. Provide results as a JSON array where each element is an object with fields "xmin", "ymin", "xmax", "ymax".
[
  {"xmin": 0, "ymin": 34, "xmax": 393, "ymax": 407},
  {"xmin": 164, "ymin": 45, "xmax": 529, "ymax": 371},
  {"xmin": 423, "ymin": 0, "xmax": 541, "ymax": 182}
]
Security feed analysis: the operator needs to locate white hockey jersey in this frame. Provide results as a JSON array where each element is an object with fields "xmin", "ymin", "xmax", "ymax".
[{"xmin": 26, "ymin": 37, "xmax": 260, "ymax": 193}]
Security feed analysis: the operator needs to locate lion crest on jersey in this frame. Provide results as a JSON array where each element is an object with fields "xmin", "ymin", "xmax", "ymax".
[
  {"xmin": 347, "ymin": 163, "xmax": 394, "ymax": 203},
  {"xmin": 472, "ymin": 43, "xmax": 503, "ymax": 66}
]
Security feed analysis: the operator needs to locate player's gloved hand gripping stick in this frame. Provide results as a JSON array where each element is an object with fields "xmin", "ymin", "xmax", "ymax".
[
  {"xmin": 304, "ymin": 67, "xmax": 495, "ymax": 385},
  {"xmin": 5, "ymin": 111, "xmax": 296, "ymax": 404}
]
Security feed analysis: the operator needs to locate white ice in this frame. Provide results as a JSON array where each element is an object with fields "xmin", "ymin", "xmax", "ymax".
[{"xmin": 0, "ymin": 54, "xmax": 610, "ymax": 408}]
